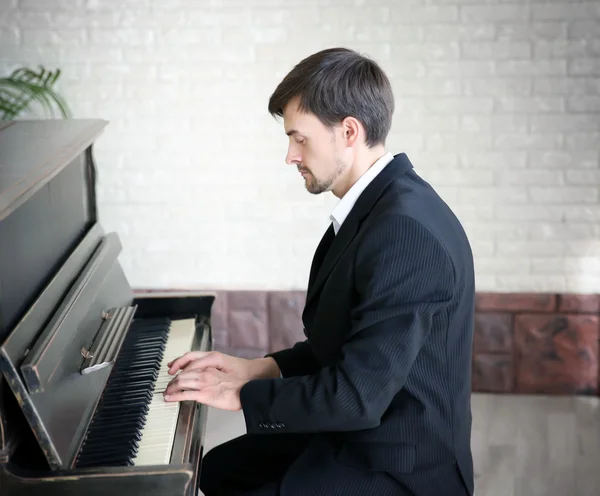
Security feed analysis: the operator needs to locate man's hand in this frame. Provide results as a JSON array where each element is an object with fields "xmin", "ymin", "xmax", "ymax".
[
  {"xmin": 167, "ymin": 351, "xmax": 280, "ymax": 381},
  {"xmin": 163, "ymin": 367, "xmax": 245, "ymax": 411}
]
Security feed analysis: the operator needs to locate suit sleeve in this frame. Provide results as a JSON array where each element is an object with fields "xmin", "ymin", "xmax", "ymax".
[
  {"xmin": 265, "ymin": 340, "xmax": 321, "ymax": 378},
  {"xmin": 239, "ymin": 215, "xmax": 456, "ymax": 433}
]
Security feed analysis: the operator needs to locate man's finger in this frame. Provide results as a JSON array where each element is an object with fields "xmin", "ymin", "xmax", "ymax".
[
  {"xmin": 167, "ymin": 351, "xmax": 212, "ymax": 374},
  {"xmin": 178, "ymin": 356, "xmax": 225, "ymax": 373},
  {"xmin": 163, "ymin": 390, "xmax": 201, "ymax": 403},
  {"xmin": 164, "ymin": 378, "xmax": 204, "ymax": 396}
]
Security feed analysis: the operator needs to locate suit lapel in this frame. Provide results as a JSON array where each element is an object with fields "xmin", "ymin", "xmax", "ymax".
[
  {"xmin": 306, "ymin": 223, "xmax": 335, "ymax": 291},
  {"xmin": 304, "ymin": 153, "xmax": 414, "ymax": 310}
]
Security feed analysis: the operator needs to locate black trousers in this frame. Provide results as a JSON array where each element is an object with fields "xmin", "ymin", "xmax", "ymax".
[{"xmin": 199, "ymin": 433, "xmax": 312, "ymax": 496}]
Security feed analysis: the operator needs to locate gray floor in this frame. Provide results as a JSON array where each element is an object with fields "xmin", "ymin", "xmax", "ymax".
[{"xmin": 201, "ymin": 393, "xmax": 600, "ymax": 495}]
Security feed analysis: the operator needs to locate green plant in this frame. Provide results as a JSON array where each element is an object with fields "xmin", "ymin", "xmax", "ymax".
[{"xmin": 0, "ymin": 65, "xmax": 71, "ymax": 120}]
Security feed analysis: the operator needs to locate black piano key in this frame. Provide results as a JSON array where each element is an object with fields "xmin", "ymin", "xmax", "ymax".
[{"xmin": 75, "ymin": 317, "xmax": 172, "ymax": 468}]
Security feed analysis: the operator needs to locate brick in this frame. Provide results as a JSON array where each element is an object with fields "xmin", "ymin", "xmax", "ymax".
[
  {"xmin": 534, "ymin": 77, "xmax": 600, "ymax": 96},
  {"xmin": 568, "ymin": 258, "xmax": 600, "ymax": 279},
  {"xmin": 394, "ymin": 42, "xmax": 460, "ymax": 61},
  {"xmin": 566, "ymin": 170, "xmax": 600, "ymax": 185},
  {"xmin": 219, "ymin": 347, "xmax": 267, "ymax": 360},
  {"xmin": 569, "ymin": 59, "xmax": 600, "ymax": 76},
  {"xmin": 462, "ymin": 78, "xmax": 531, "ymax": 97},
  {"xmin": 495, "ymin": 276, "xmax": 567, "ymax": 293},
  {"xmin": 496, "ymin": 240, "xmax": 565, "ymax": 257},
  {"xmin": 20, "ymin": 0, "xmax": 82, "ymax": 10},
  {"xmin": 0, "ymin": 26, "xmax": 18, "ymax": 45},
  {"xmin": 532, "ymin": 3, "xmax": 600, "ymax": 20},
  {"xmin": 559, "ymin": 295, "xmax": 600, "ymax": 314},
  {"xmin": 424, "ymin": 97, "xmax": 494, "ymax": 114},
  {"xmin": 388, "ymin": 25, "xmax": 423, "ymax": 43},
  {"xmin": 226, "ymin": 291, "xmax": 267, "ymax": 312},
  {"xmin": 529, "ymin": 224, "xmax": 598, "ymax": 241},
  {"xmin": 534, "ymin": 40, "xmax": 589, "ymax": 59},
  {"xmin": 472, "ymin": 354, "xmax": 513, "ymax": 393},
  {"xmin": 390, "ymin": 5, "xmax": 458, "ymax": 24},
  {"xmin": 90, "ymin": 28, "xmax": 154, "ymax": 45},
  {"xmin": 268, "ymin": 291, "xmax": 306, "ymax": 353},
  {"xmin": 567, "ymin": 278, "xmax": 600, "ymax": 294},
  {"xmin": 564, "ymin": 206, "xmax": 600, "ymax": 222},
  {"xmin": 21, "ymin": 28, "xmax": 86, "ymax": 45},
  {"xmin": 564, "ymin": 133, "xmax": 600, "ymax": 150},
  {"xmin": 514, "ymin": 314, "xmax": 599, "ymax": 395},
  {"xmin": 425, "ymin": 24, "xmax": 495, "ymax": 42},
  {"xmin": 229, "ymin": 306, "xmax": 269, "ymax": 351},
  {"xmin": 566, "ymin": 241, "xmax": 600, "ymax": 258},
  {"xmin": 461, "ymin": 41, "xmax": 531, "ymax": 60},
  {"xmin": 495, "ymin": 205, "xmax": 564, "ymax": 222},
  {"xmin": 474, "ymin": 313, "xmax": 513, "ymax": 353},
  {"xmin": 497, "ymin": 22, "xmax": 567, "ymax": 41},
  {"xmin": 495, "ymin": 170, "xmax": 563, "ymax": 187},
  {"xmin": 569, "ymin": 21, "xmax": 600, "ymax": 39},
  {"xmin": 528, "ymin": 151, "xmax": 598, "ymax": 169},
  {"xmin": 210, "ymin": 291, "xmax": 228, "ymax": 332},
  {"xmin": 493, "ymin": 133, "xmax": 562, "ymax": 150},
  {"xmin": 567, "ymin": 96, "xmax": 600, "ymax": 113},
  {"xmin": 530, "ymin": 115, "xmax": 600, "ymax": 133},
  {"xmin": 322, "ymin": 6, "xmax": 389, "ymax": 24},
  {"xmin": 529, "ymin": 187, "xmax": 598, "ymax": 204},
  {"xmin": 212, "ymin": 329, "xmax": 229, "ymax": 351},
  {"xmin": 495, "ymin": 97, "xmax": 564, "ymax": 113},
  {"xmin": 496, "ymin": 60, "xmax": 566, "ymax": 76},
  {"xmin": 475, "ymin": 257, "xmax": 529, "ymax": 274},
  {"xmin": 426, "ymin": 61, "xmax": 495, "ymax": 77},
  {"xmin": 476, "ymin": 293, "xmax": 557, "ymax": 312},
  {"xmin": 459, "ymin": 151, "xmax": 527, "ymax": 168},
  {"xmin": 426, "ymin": 134, "xmax": 493, "ymax": 153},
  {"xmin": 461, "ymin": 5, "xmax": 529, "ymax": 23}
]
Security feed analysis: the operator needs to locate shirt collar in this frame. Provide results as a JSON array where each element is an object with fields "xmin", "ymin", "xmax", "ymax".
[{"xmin": 330, "ymin": 152, "xmax": 394, "ymax": 235}]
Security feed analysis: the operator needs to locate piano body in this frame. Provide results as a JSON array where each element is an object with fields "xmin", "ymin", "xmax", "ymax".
[{"xmin": 0, "ymin": 120, "xmax": 214, "ymax": 495}]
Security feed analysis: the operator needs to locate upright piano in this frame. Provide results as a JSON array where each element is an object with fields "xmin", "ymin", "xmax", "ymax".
[{"xmin": 0, "ymin": 119, "xmax": 214, "ymax": 495}]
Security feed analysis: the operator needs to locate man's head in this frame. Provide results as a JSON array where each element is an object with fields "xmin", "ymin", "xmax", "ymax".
[{"xmin": 268, "ymin": 47, "xmax": 394, "ymax": 197}]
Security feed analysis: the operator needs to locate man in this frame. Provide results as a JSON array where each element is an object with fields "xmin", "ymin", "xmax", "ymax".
[{"xmin": 164, "ymin": 47, "xmax": 475, "ymax": 496}]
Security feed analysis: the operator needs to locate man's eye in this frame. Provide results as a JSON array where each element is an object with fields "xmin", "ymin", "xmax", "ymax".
[{"xmin": 296, "ymin": 138, "xmax": 305, "ymax": 145}]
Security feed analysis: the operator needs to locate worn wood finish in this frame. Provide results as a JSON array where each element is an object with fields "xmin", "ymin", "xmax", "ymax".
[
  {"xmin": 0, "ymin": 465, "xmax": 195, "ymax": 496},
  {"xmin": 0, "ymin": 119, "xmax": 107, "ymax": 221},
  {"xmin": 0, "ymin": 121, "xmax": 101, "ymax": 343},
  {"xmin": 0, "ymin": 120, "xmax": 214, "ymax": 495}
]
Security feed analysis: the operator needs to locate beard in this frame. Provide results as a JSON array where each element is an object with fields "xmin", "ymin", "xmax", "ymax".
[{"xmin": 302, "ymin": 156, "xmax": 348, "ymax": 195}]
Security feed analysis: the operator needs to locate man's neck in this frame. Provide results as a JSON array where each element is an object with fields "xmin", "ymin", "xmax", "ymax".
[{"xmin": 332, "ymin": 147, "xmax": 387, "ymax": 198}]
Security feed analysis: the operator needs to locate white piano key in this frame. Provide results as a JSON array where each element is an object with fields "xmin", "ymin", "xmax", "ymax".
[{"xmin": 132, "ymin": 318, "xmax": 196, "ymax": 466}]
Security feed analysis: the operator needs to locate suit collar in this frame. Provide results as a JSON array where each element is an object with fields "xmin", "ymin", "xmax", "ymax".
[
  {"xmin": 329, "ymin": 152, "xmax": 394, "ymax": 234},
  {"xmin": 304, "ymin": 153, "xmax": 414, "ymax": 311}
]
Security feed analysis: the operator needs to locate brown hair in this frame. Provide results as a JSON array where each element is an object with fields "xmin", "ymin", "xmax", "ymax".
[{"xmin": 268, "ymin": 47, "xmax": 394, "ymax": 148}]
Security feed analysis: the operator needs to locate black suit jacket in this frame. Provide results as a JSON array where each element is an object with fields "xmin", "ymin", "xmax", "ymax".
[{"xmin": 240, "ymin": 153, "xmax": 475, "ymax": 496}]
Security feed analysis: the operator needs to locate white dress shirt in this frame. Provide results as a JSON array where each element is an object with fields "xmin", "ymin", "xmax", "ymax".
[
  {"xmin": 329, "ymin": 152, "xmax": 394, "ymax": 235},
  {"xmin": 277, "ymin": 152, "xmax": 394, "ymax": 378}
]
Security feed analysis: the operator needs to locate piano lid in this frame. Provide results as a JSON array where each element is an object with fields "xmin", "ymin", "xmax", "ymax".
[{"xmin": 0, "ymin": 119, "xmax": 108, "ymax": 222}]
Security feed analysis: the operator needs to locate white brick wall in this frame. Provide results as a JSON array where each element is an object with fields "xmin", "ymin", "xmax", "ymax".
[{"xmin": 1, "ymin": 0, "xmax": 599, "ymax": 293}]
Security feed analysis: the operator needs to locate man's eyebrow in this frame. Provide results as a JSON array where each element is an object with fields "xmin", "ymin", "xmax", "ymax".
[{"xmin": 286, "ymin": 129, "xmax": 299, "ymax": 136}]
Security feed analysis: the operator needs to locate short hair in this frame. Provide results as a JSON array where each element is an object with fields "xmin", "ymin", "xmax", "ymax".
[{"xmin": 268, "ymin": 47, "xmax": 394, "ymax": 148}]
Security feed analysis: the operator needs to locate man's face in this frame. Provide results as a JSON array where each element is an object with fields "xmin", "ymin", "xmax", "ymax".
[{"xmin": 282, "ymin": 97, "xmax": 349, "ymax": 195}]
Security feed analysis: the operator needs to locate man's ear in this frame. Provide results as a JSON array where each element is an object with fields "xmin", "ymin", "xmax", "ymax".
[{"xmin": 341, "ymin": 116, "xmax": 361, "ymax": 147}]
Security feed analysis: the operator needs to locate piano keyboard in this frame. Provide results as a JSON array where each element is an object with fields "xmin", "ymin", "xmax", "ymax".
[
  {"xmin": 75, "ymin": 317, "xmax": 196, "ymax": 468},
  {"xmin": 133, "ymin": 318, "xmax": 196, "ymax": 466}
]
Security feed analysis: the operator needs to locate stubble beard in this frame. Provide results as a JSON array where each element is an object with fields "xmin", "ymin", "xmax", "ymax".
[{"xmin": 304, "ymin": 157, "xmax": 348, "ymax": 195}]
